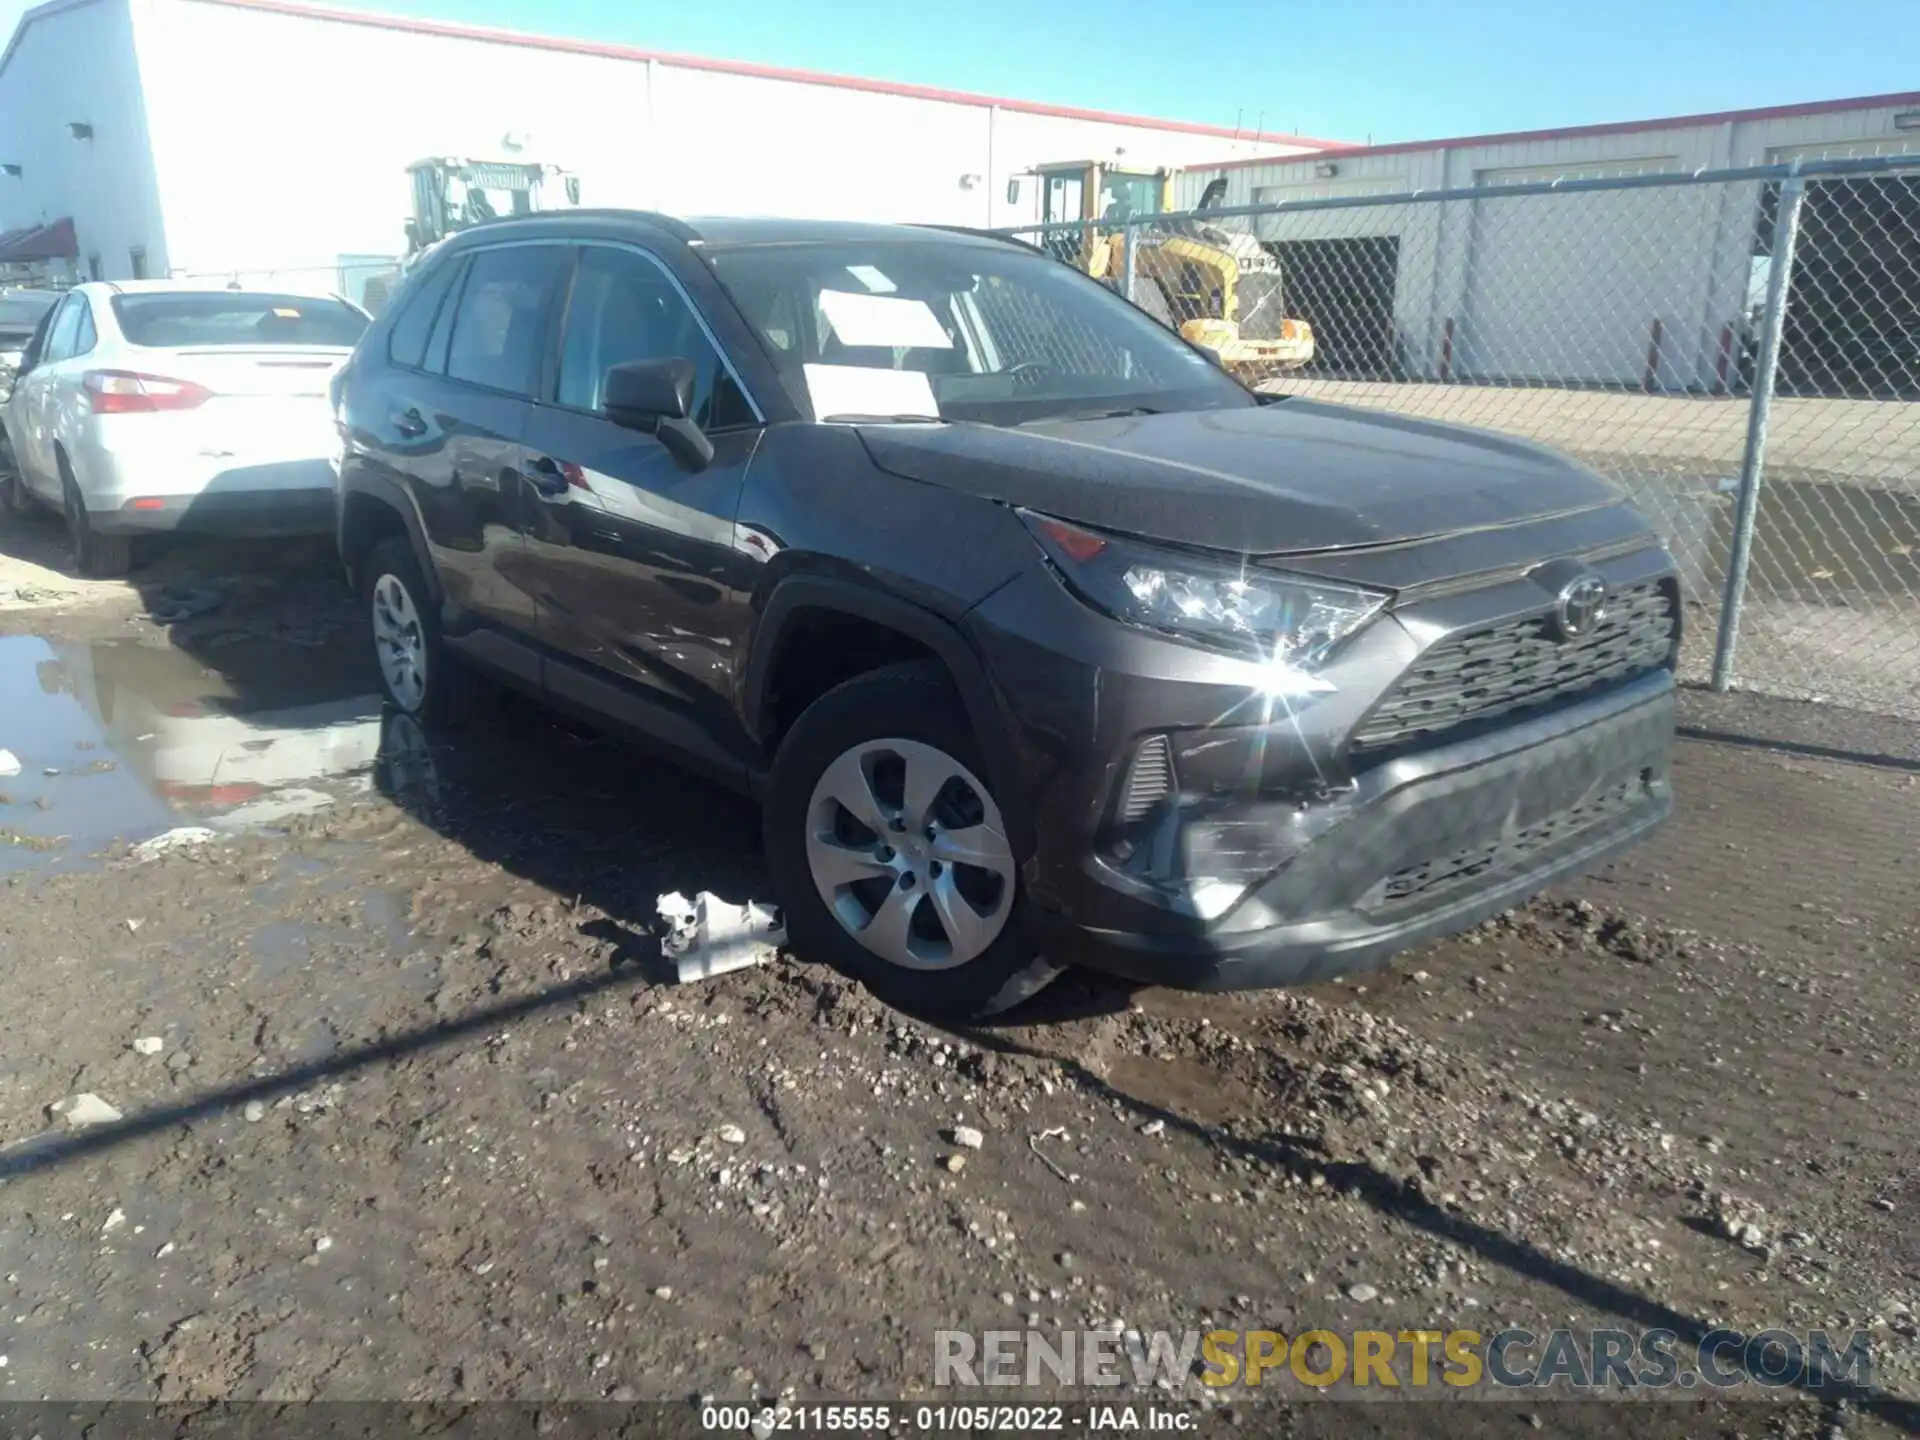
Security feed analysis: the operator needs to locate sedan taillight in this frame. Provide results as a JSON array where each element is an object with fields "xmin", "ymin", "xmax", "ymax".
[{"xmin": 83, "ymin": 370, "xmax": 214, "ymax": 414}]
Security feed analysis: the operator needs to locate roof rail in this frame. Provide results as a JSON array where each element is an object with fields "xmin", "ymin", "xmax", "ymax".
[{"xmin": 452, "ymin": 208, "xmax": 702, "ymax": 242}]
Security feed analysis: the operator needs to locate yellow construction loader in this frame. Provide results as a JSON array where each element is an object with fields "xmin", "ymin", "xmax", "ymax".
[
  {"xmin": 404, "ymin": 157, "xmax": 581, "ymax": 257},
  {"xmin": 1024, "ymin": 161, "xmax": 1313, "ymax": 381}
]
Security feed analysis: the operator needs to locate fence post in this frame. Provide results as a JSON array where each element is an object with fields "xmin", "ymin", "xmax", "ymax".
[
  {"xmin": 1711, "ymin": 173, "xmax": 1806, "ymax": 692},
  {"xmin": 1121, "ymin": 216, "xmax": 1137, "ymax": 306}
]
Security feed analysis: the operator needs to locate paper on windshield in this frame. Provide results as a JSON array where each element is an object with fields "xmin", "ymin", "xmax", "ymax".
[
  {"xmin": 803, "ymin": 364, "xmax": 939, "ymax": 421},
  {"xmin": 817, "ymin": 289, "xmax": 953, "ymax": 349}
]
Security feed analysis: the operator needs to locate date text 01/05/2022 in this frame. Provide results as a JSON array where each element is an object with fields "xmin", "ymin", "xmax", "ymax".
[{"xmin": 700, "ymin": 1403, "xmax": 1196, "ymax": 1432}]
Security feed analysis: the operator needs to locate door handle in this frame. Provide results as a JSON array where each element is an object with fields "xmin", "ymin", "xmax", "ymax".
[
  {"xmin": 392, "ymin": 407, "xmax": 427, "ymax": 439},
  {"xmin": 522, "ymin": 455, "xmax": 571, "ymax": 498}
]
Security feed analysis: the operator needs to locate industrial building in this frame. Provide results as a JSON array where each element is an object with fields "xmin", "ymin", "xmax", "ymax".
[
  {"xmin": 1171, "ymin": 95, "xmax": 1920, "ymax": 396},
  {"xmin": 0, "ymin": 0, "xmax": 1320, "ymax": 298}
]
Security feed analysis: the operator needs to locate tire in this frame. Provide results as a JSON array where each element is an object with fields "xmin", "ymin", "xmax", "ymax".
[
  {"xmin": 0, "ymin": 433, "xmax": 31, "ymax": 518},
  {"xmin": 60, "ymin": 459, "xmax": 132, "ymax": 578},
  {"xmin": 362, "ymin": 534, "xmax": 471, "ymax": 726},
  {"xmin": 765, "ymin": 660, "xmax": 1063, "ymax": 1020}
]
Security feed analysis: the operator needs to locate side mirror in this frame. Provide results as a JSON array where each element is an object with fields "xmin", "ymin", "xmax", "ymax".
[
  {"xmin": 602, "ymin": 357, "xmax": 713, "ymax": 472},
  {"xmin": 1006, "ymin": 177, "xmax": 1021, "ymax": 205},
  {"xmin": 604, "ymin": 357, "xmax": 694, "ymax": 425}
]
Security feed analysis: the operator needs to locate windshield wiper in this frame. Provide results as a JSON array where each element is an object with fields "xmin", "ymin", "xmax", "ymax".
[
  {"xmin": 820, "ymin": 412, "xmax": 946, "ymax": 425},
  {"xmin": 1018, "ymin": 405, "xmax": 1163, "ymax": 426}
]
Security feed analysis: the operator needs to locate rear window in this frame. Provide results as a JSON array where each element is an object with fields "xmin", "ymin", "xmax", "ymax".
[
  {"xmin": 109, "ymin": 293, "xmax": 368, "ymax": 349},
  {"xmin": 0, "ymin": 294, "xmax": 57, "ymax": 329}
]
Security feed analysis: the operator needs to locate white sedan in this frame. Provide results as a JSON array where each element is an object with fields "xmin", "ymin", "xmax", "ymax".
[{"xmin": 0, "ymin": 280, "xmax": 368, "ymax": 576}]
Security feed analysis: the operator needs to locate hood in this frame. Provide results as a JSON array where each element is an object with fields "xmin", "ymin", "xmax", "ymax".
[{"xmin": 857, "ymin": 398, "xmax": 1621, "ymax": 555}]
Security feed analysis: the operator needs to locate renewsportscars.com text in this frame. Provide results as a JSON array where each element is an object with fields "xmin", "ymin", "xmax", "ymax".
[{"xmin": 933, "ymin": 1326, "xmax": 1872, "ymax": 1393}]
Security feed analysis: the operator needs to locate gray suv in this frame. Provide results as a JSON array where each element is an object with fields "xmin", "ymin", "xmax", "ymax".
[{"xmin": 331, "ymin": 211, "xmax": 1678, "ymax": 1017}]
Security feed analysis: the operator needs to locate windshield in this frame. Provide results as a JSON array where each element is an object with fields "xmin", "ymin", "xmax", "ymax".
[
  {"xmin": 110, "ymin": 293, "xmax": 368, "ymax": 349},
  {"xmin": 707, "ymin": 240, "xmax": 1252, "ymax": 427}
]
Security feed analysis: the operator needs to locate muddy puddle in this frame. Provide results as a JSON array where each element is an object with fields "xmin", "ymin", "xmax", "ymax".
[{"xmin": 0, "ymin": 633, "xmax": 393, "ymax": 871}]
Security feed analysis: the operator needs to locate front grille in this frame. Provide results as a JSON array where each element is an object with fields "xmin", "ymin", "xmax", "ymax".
[
  {"xmin": 1351, "ymin": 580, "xmax": 1676, "ymax": 755},
  {"xmin": 1376, "ymin": 770, "xmax": 1651, "ymax": 908}
]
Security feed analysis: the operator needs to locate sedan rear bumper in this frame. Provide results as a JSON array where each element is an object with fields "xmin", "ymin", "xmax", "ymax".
[
  {"xmin": 91, "ymin": 464, "xmax": 337, "ymax": 537},
  {"xmin": 1032, "ymin": 670, "xmax": 1676, "ymax": 990}
]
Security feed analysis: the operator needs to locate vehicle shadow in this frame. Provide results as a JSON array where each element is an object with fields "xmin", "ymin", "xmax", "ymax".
[
  {"xmin": 0, "ymin": 503, "xmax": 348, "ymax": 622},
  {"xmin": 0, "ymin": 501, "xmax": 86, "ymax": 588}
]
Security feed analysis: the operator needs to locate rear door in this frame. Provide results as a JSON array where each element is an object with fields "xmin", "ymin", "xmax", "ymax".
[
  {"xmin": 357, "ymin": 242, "xmax": 570, "ymax": 679},
  {"xmin": 18, "ymin": 295, "xmax": 84, "ymax": 498},
  {"xmin": 516, "ymin": 241, "xmax": 764, "ymax": 762}
]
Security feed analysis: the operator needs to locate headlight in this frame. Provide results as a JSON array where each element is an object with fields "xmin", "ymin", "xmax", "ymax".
[{"xmin": 1020, "ymin": 510, "xmax": 1388, "ymax": 695}]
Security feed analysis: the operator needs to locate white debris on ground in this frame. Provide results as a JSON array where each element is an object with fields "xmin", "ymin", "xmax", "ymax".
[
  {"xmin": 656, "ymin": 890, "xmax": 785, "ymax": 983},
  {"xmin": 132, "ymin": 827, "xmax": 219, "ymax": 861},
  {"xmin": 130, "ymin": 1036, "xmax": 165, "ymax": 1056},
  {"xmin": 47, "ymin": 1093, "xmax": 123, "ymax": 1129},
  {"xmin": 0, "ymin": 749, "xmax": 20, "ymax": 778}
]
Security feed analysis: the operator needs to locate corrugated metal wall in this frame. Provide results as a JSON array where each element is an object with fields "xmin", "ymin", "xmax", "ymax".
[
  {"xmin": 1172, "ymin": 106, "xmax": 1920, "ymax": 390},
  {"xmin": 0, "ymin": 0, "xmax": 169, "ymax": 280}
]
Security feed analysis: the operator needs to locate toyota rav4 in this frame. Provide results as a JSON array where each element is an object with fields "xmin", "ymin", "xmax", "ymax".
[{"xmin": 331, "ymin": 212, "xmax": 1679, "ymax": 1017}]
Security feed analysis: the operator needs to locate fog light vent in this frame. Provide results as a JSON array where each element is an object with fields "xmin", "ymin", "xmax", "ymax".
[{"xmin": 1120, "ymin": 735, "xmax": 1173, "ymax": 822}]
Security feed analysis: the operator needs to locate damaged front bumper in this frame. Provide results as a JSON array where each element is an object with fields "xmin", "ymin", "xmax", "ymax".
[{"xmin": 1029, "ymin": 669, "xmax": 1676, "ymax": 990}]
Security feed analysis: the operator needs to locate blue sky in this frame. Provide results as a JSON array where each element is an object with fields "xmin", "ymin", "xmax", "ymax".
[
  {"xmin": 228, "ymin": 0, "xmax": 1916, "ymax": 145},
  {"xmin": 0, "ymin": 0, "xmax": 1906, "ymax": 143}
]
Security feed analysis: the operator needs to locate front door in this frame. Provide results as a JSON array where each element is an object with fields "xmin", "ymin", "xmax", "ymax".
[{"xmin": 516, "ymin": 242, "xmax": 764, "ymax": 763}]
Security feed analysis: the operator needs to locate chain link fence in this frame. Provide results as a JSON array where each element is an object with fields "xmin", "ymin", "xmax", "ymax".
[{"xmin": 1002, "ymin": 157, "xmax": 1920, "ymax": 720}]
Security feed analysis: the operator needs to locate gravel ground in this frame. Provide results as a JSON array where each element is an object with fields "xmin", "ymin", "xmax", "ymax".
[{"xmin": 1, "ymin": 522, "xmax": 1917, "ymax": 1437}]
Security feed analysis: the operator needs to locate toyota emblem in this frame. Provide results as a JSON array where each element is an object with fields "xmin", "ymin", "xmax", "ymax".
[{"xmin": 1553, "ymin": 574, "xmax": 1609, "ymax": 640}]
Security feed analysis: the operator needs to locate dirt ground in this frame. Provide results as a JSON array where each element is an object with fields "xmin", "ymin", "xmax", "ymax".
[{"xmin": 2, "ymin": 513, "xmax": 1918, "ymax": 1436}]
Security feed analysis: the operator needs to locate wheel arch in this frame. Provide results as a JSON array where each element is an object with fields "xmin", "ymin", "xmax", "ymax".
[
  {"xmin": 744, "ymin": 576, "xmax": 1031, "ymax": 855},
  {"xmin": 337, "ymin": 474, "xmax": 441, "ymax": 606}
]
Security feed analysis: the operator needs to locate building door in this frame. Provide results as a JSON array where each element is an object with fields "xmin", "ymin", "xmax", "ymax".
[
  {"xmin": 1771, "ymin": 174, "xmax": 1920, "ymax": 399},
  {"xmin": 1271, "ymin": 236, "xmax": 1401, "ymax": 378}
]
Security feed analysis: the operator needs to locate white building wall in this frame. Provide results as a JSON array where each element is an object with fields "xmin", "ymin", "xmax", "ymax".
[
  {"xmin": 120, "ymin": 0, "xmax": 1315, "ymax": 281},
  {"xmin": 1170, "ymin": 100, "xmax": 1920, "ymax": 388},
  {"xmin": 135, "ymin": 0, "xmax": 658, "ymax": 276},
  {"xmin": 0, "ymin": 0, "xmax": 167, "ymax": 280}
]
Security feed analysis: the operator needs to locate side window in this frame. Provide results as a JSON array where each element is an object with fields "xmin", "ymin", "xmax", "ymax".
[
  {"xmin": 385, "ymin": 258, "xmax": 460, "ymax": 369},
  {"xmin": 444, "ymin": 245, "xmax": 565, "ymax": 396},
  {"xmin": 41, "ymin": 298, "xmax": 83, "ymax": 364},
  {"xmin": 424, "ymin": 258, "xmax": 468, "ymax": 375},
  {"xmin": 557, "ymin": 246, "xmax": 752, "ymax": 429},
  {"xmin": 71, "ymin": 299, "xmax": 97, "ymax": 357}
]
